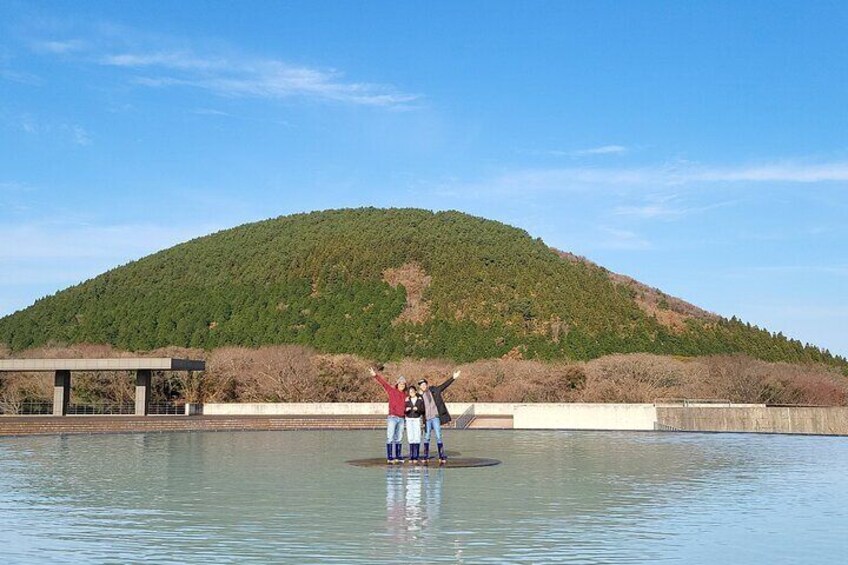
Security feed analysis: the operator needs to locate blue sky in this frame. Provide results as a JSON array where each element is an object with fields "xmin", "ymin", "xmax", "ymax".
[{"xmin": 1, "ymin": 1, "xmax": 846, "ymax": 356}]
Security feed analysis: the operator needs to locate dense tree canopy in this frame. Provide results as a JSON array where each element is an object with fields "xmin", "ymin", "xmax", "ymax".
[{"xmin": 0, "ymin": 208, "xmax": 844, "ymax": 369}]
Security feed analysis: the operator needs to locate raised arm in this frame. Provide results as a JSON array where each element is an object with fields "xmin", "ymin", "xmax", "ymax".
[
  {"xmin": 370, "ymin": 367, "xmax": 393, "ymax": 393},
  {"xmin": 437, "ymin": 370, "xmax": 461, "ymax": 392}
]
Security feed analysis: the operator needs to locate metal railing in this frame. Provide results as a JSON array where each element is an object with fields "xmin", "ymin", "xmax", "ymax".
[
  {"xmin": 454, "ymin": 404, "xmax": 476, "ymax": 429},
  {"xmin": 149, "ymin": 402, "xmax": 186, "ymax": 415},
  {"xmin": 654, "ymin": 398, "xmax": 732, "ymax": 407},
  {"xmin": 0, "ymin": 400, "xmax": 53, "ymax": 415},
  {"xmin": 68, "ymin": 402, "xmax": 135, "ymax": 415},
  {"xmin": 1, "ymin": 401, "xmax": 187, "ymax": 416}
]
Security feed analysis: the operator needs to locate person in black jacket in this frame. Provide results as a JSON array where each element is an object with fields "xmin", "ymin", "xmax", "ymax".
[
  {"xmin": 418, "ymin": 370, "xmax": 460, "ymax": 463},
  {"xmin": 404, "ymin": 385, "xmax": 426, "ymax": 463}
]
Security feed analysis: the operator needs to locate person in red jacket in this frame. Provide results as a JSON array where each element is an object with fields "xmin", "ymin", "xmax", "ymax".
[{"xmin": 370, "ymin": 367, "xmax": 408, "ymax": 463}]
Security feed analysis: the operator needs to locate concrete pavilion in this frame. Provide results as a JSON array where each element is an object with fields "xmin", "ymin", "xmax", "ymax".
[{"xmin": 0, "ymin": 358, "xmax": 205, "ymax": 416}]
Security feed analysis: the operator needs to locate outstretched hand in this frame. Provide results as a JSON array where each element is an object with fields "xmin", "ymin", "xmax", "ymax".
[
  {"xmin": 453, "ymin": 370, "xmax": 461, "ymax": 379},
  {"xmin": 369, "ymin": 367, "xmax": 377, "ymax": 377}
]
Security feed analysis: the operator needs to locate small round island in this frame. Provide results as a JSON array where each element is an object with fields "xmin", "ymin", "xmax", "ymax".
[{"xmin": 346, "ymin": 457, "xmax": 501, "ymax": 468}]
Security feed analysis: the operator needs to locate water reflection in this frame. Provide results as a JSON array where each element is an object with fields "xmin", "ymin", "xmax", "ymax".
[
  {"xmin": 386, "ymin": 466, "xmax": 444, "ymax": 541},
  {"xmin": 1, "ymin": 430, "xmax": 846, "ymax": 563}
]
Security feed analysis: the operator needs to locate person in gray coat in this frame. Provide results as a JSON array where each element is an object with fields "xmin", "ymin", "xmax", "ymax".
[{"xmin": 417, "ymin": 370, "xmax": 460, "ymax": 463}]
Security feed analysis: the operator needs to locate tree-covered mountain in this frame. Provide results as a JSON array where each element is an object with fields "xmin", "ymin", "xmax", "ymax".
[{"xmin": 0, "ymin": 208, "xmax": 844, "ymax": 367}]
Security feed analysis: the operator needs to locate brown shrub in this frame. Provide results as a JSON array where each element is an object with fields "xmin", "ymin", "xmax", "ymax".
[
  {"xmin": 582, "ymin": 354, "xmax": 699, "ymax": 403},
  {"xmin": 2, "ymin": 345, "xmax": 845, "ymax": 407},
  {"xmin": 701, "ymin": 355, "xmax": 848, "ymax": 405},
  {"xmin": 0, "ymin": 373, "xmax": 53, "ymax": 413},
  {"xmin": 205, "ymin": 345, "xmax": 317, "ymax": 402},
  {"xmin": 313, "ymin": 354, "xmax": 372, "ymax": 402}
]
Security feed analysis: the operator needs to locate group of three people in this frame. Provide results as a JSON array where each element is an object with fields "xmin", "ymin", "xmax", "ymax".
[{"xmin": 370, "ymin": 367, "xmax": 460, "ymax": 464}]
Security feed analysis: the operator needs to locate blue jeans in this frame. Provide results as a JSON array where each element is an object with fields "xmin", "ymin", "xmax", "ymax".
[
  {"xmin": 423, "ymin": 417, "xmax": 442, "ymax": 443},
  {"xmin": 386, "ymin": 416, "xmax": 404, "ymax": 444}
]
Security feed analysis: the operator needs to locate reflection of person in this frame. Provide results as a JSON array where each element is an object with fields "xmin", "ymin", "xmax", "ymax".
[
  {"xmin": 418, "ymin": 370, "xmax": 460, "ymax": 463},
  {"xmin": 370, "ymin": 367, "xmax": 407, "ymax": 463},
  {"xmin": 385, "ymin": 466, "xmax": 405, "ymax": 538},
  {"xmin": 404, "ymin": 385, "xmax": 425, "ymax": 463},
  {"xmin": 385, "ymin": 463, "xmax": 444, "ymax": 544}
]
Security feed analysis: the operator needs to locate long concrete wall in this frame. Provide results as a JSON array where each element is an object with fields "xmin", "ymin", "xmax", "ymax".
[
  {"xmin": 656, "ymin": 406, "xmax": 848, "ymax": 435},
  {"xmin": 513, "ymin": 403, "xmax": 657, "ymax": 430},
  {"xmin": 202, "ymin": 402, "xmax": 517, "ymax": 417},
  {"xmin": 4, "ymin": 403, "xmax": 848, "ymax": 436},
  {"xmin": 201, "ymin": 402, "xmax": 848, "ymax": 435},
  {"xmin": 202, "ymin": 402, "xmax": 656, "ymax": 431}
]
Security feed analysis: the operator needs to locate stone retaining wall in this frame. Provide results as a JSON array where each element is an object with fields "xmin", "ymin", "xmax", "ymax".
[
  {"xmin": 202, "ymin": 402, "xmax": 517, "ymax": 416},
  {"xmin": 4, "ymin": 404, "xmax": 848, "ymax": 437},
  {"xmin": 656, "ymin": 406, "xmax": 848, "ymax": 435},
  {"xmin": 0, "ymin": 415, "xmax": 387, "ymax": 437}
]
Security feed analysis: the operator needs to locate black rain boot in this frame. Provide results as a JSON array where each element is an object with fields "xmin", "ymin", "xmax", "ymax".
[
  {"xmin": 394, "ymin": 442, "xmax": 403, "ymax": 463},
  {"xmin": 438, "ymin": 442, "xmax": 446, "ymax": 463},
  {"xmin": 411, "ymin": 443, "xmax": 418, "ymax": 462},
  {"xmin": 386, "ymin": 443, "xmax": 394, "ymax": 463},
  {"xmin": 423, "ymin": 441, "xmax": 430, "ymax": 461}
]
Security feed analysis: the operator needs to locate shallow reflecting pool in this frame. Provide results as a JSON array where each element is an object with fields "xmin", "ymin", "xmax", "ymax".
[{"xmin": 1, "ymin": 430, "xmax": 847, "ymax": 563}]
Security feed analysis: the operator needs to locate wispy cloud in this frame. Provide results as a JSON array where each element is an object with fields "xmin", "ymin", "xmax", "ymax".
[
  {"xmin": 595, "ymin": 226, "xmax": 652, "ymax": 250},
  {"xmin": 689, "ymin": 162, "xmax": 848, "ymax": 183},
  {"xmin": 0, "ymin": 221, "xmax": 209, "ymax": 261},
  {"xmin": 0, "ymin": 181, "xmax": 33, "ymax": 193},
  {"xmin": 570, "ymin": 144, "xmax": 628, "ymax": 157},
  {"xmin": 0, "ymin": 67, "xmax": 43, "ymax": 85},
  {"xmin": 191, "ymin": 108, "xmax": 233, "ymax": 117},
  {"xmin": 66, "ymin": 124, "xmax": 91, "ymax": 145},
  {"xmin": 31, "ymin": 39, "xmax": 89, "ymax": 54},
  {"xmin": 613, "ymin": 198, "xmax": 736, "ymax": 219},
  {"xmin": 12, "ymin": 114, "xmax": 92, "ymax": 145},
  {"xmin": 29, "ymin": 29, "xmax": 420, "ymax": 108},
  {"xmin": 448, "ymin": 160, "xmax": 848, "ymax": 197},
  {"xmin": 123, "ymin": 55, "xmax": 418, "ymax": 107},
  {"xmin": 748, "ymin": 265, "xmax": 848, "ymax": 277},
  {"xmin": 0, "ymin": 221, "xmax": 223, "ymax": 315},
  {"xmin": 528, "ymin": 144, "xmax": 629, "ymax": 158}
]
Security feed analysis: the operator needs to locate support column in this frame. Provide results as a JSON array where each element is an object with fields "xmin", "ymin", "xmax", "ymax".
[
  {"xmin": 135, "ymin": 370, "xmax": 152, "ymax": 416},
  {"xmin": 53, "ymin": 370, "xmax": 70, "ymax": 416}
]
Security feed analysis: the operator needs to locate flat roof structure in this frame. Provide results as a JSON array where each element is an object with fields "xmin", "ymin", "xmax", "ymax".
[
  {"xmin": 0, "ymin": 358, "xmax": 205, "ymax": 372},
  {"xmin": 0, "ymin": 358, "xmax": 205, "ymax": 416}
]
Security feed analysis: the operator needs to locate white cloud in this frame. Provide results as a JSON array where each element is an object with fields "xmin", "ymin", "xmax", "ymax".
[
  {"xmin": 0, "ymin": 181, "xmax": 31, "ymax": 192},
  {"xmin": 689, "ymin": 162, "xmax": 848, "ymax": 183},
  {"xmin": 0, "ymin": 222, "xmax": 212, "ymax": 261},
  {"xmin": 14, "ymin": 114, "xmax": 92, "ymax": 146},
  {"xmin": 19, "ymin": 114, "xmax": 39, "ymax": 134},
  {"xmin": 528, "ymin": 145, "xmax": 629, "ymax": 158},
  {"xmin": 123, "ymin": 55, "xmax": 418, "ymax": 107},
  {"xmin": 450, "ymin": 160, "xmax": 848, "ymax": 197},
  {"xmin": 748, "ymin": 266, "xmax": 848, "ymax": 277},
  {"xmin": 595, "ymin": 227, "xmax": 652, "ymax": 250},
  {"xmin": 31, "ymin": 31, "xmax": 420, "ymax": 108},
  {"xmin": 0, "ymin": 68, "xmax": 43, "ymax": 85},
  {"xmin": 0, "ymin": 220, "xmax": 227, "ymax": 315},
  {"xmin": 101, "ymin": 51, "xmax": 223, "ymax": 70},
  {"xmin": 571, "ymin": 145, "xmax": 628, "ymax": 157},
  {"xmin": 67, "ymin": 124, "xmax": 91, "ymax": 146},
  {"xmin": 191, "ymin": 108, "xmax": 233, "ymax": 117},
  {"xmin": 613, "ymin": 199, "xmax": 736, "ymax": 219},
  {"xmin": 31, "ymin": 39, "xmax": 88, "ymax": 54}
]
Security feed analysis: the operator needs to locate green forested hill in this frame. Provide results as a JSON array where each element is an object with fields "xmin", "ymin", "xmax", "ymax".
[{"xmin": 0, "ymin": 208, "xmax": 844, "ymax": 366}]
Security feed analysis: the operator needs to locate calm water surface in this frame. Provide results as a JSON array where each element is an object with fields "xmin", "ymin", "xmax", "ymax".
[{"xmin": 1, "ymin": 430, "xmax": 846, "ymax": 563}]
